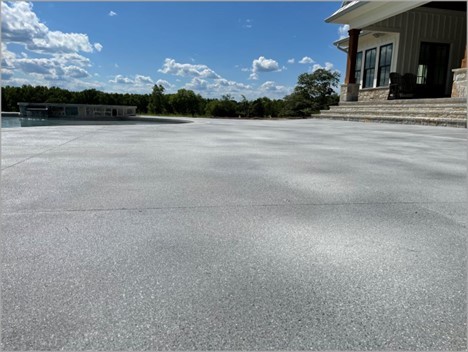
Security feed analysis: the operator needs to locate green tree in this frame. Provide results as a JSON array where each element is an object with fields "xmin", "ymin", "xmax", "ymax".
[
  {"xmin": 295, "ymin": 68, "xmax": 340, "ymax": 112},
  {"xmin": 281, "ymin": 68, "xmax": 340, "ymax": 117},
  {"xmin": 238, "ymin": 95, "xmax": 251, "ymax": 118},
  {"xmin": 280, "ymin": 91, "xmax": 313, "ymax": 117},
  {"xmin": 170, "ymin": 89, "xmax": 201, "ymax": 116},
  {"xmin": 147, "ymin": 84, "xmax": 166, "ymax": 114},
  {"xmin": 45, "ymin": 87, "xmax": 73, "ymax": 103},
  {"xmin": 76, "ymin": 89, "xmax": 101, "ymax": 104},
  {"xmin": 205, "ymin": 95, "xmax": 237, "ymax": 117}
]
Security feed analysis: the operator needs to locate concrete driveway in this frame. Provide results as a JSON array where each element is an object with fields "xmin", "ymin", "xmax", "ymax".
[{"xmin": 1, "ymin": 118, "xmax": 466, "ymax": 350}]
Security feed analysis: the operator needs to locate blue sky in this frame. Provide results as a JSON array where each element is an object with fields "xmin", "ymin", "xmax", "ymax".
[{"xmin": 1, "ymin": 1, "xmax": 349, "ymax": 100}]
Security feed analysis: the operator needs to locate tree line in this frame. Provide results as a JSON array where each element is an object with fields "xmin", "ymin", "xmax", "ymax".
[{"xmin": 1, "ymin": 69, "xmax": 340, "ymax": 118}]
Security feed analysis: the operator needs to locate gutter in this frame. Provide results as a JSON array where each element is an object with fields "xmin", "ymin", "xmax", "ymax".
[
  {"xmin": 334, "ymin": 43, "xmax": 348, "ymax": 54},
  {"xmin": 325, "ymin": 1, "xmax": 367, "ymax": 23},
  {"xmin": 332, "ymin": 31, "xmax": 372, "ymax": 53}
]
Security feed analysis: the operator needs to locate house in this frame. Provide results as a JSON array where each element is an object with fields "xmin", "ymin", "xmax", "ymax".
[
  {"xmin": 326, "ymin": 1, "xmax": 467, "ymax": 102},
  {"xmin": 18, "ymin": 103, "xmax": 137, "ymax": 119}
]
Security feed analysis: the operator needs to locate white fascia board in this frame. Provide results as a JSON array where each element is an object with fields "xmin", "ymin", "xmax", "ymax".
[
  {"xmin": 332, "ymin": 31, "xmax": 373, "ymax": 52},
  {"xmin": 326, "ymin": 1, "xmax": 429, "ymax": 28},
  {"xmin": 325, "ymin": 1, "xmax": 366, "ymax": 23}
]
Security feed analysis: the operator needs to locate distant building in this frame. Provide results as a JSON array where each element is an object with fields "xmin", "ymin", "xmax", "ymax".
[
  {"xmin": 18, "ymin": 103, "xmax": 137, "ymax": 119},
  {"xmin": 326, "ymin": 1, "xmax": 467, "ymax": 102}
]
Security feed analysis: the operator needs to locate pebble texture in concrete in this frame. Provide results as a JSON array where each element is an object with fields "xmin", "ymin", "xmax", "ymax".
[{"xmin": 1, "ymin": 118, "xmax": 466, "ymax": 350}]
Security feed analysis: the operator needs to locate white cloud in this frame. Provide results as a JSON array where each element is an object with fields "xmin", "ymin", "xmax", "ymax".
[
  {"xmin": 241, "ymin": 19, "xmax": 253, "ymax": 29},
  {"xmin": 135, "ymin": 75, "xmax": 153, "ymax": 84},
  {"xmin": 185, "ymin": 77, "xmax": 209, "ymax": 91},
  {"xmin": 311, "ymin": 62, "xmax": 336, "ymax": 72},
  {"xmin": 1, "ymin": 43, "xmax": 16, "ymax": 69},
  {"xmin": 14, "ymin": 57, "xmax": 92, "ymax": 80},
  {"xmin": 64, "ymin": 65, "xmax": 90, "ymax": 78},
  {"xmin": 94, "ymin": 43, "xmax": 103, "ymax": 52},
  {"xmin": 109, "ymin": 75, "xmax": 134, "ymax": 84},
  {"xmin": 259, "ymin": 81, "xmax": 292, "ymax": 96},
  {"xmin": 2, "ymin": 39, "xmax": 96, "ymax": 85},
  {"xmin": 249, "ymin": 56, "xmax": 280, "ymax": 80},
  {"xmin": 1, "ymin": 2, "xmax": 97, "ymax": 54},
  {"xmin": 109, "ymin": 11, "xmax": 117, "ymax": 17},
  {"xmin": 325, "ymin": 62, "xmax": 335, "ymax": 71},
  {"xmin": 185, "ymin": 77, "xmax": 251, "ymax": 92},
  {"xmin": 65, "ymin": 79, "xmax": 103, "ymax": 92},
  {"xmin": 338, "ymin": 24, "xmax": 350, "ymax": 39},
  {"xmin": 1, "ymin": 77, "xmax": 31, "ymax": 85},
  {"xmin": 2, "ymin": 69, "xmax": 14, "ymax": 80},
  {"xmin": 15, "ymin": 58, "xmax": 61, "ymax": 75},
  {"xmin": 287, "ymin": 58, "xmax": 295, "ymax": 64},
  {"xmin": 1, "ymin": 2, "xmax": 48, "ymax": 43},
  {"xmin": 213, "ymin": 78, "xmax": 251, "ymax": 90},
  {"xmin": 299, "ymin": 56, "xmax": 314, "ymax": 64},
  {"xmin": 28, "ymin": 31, "xmax": 94, "ymax": 53},
  {"xmin": 52, "ymin": 53, "xmax": 91, "ymax": 68},
  {"xmin": 183, "ymin": 76, "xmax": 253, "ymax": 99},
  {"xmin": 158, "ymin": 58, "xmax": 221, "ymax": 79},
  {"xmin": 109, "ymin": 74, "xmax": 156, "ymax": 90},
  {"xmin": 155, "ymin": 79, "xmax": 175, "ymax": 90}
]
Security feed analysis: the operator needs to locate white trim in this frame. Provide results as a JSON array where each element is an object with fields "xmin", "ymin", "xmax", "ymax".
[
  {"xmin": 326, "ymin": 1, "xmax": 429, "ymax": 28},
  {"xmin": 355, "ymin": 34, "xmax": 399, "ymax": 89}
]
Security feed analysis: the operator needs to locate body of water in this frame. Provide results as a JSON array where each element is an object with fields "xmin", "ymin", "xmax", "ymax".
[{"xmin": 1, "ymin": 116, "xmax": 190, "ymax": 128}]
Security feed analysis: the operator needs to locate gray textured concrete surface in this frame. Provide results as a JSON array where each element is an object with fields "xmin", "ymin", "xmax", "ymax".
[{"xmin": 1, "ymin": 118, "xmax": 466, "ymax": 350}]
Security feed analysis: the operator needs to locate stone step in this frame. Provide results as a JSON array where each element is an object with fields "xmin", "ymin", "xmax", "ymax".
[
  {"xmin": 318, "ymin": 97, "xmax": 467, "ymax": 127},
  {"xmin": 338, "ymin": 97, "xmax": 466, "ymax": 106},
  {"xmin": 328, "ymin": 104, "xmax": 467, "ymax": 111},
  {"xmin": 312, "ymin": 114, "xmax": 467, "ymax": 128},
  {"xmin": 321, "ymin": 109, "xmax": 467, "ymax": 119}
]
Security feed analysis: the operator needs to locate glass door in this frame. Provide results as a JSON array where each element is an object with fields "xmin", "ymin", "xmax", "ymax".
[{"xmin": 417, "ymin": 42, "xmax": 450, "ymax": 97}]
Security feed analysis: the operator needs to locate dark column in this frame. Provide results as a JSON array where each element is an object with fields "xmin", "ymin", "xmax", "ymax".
[{"xmin": 345, "ymin": 28, "xmax": 361, "ymax": 84}]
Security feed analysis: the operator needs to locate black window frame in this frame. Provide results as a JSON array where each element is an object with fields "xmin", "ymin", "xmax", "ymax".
[
  {"xmin": 355, "ymin": 51, "xmax": 363, "ymax": 84},
  {"xmin": 377, "ymin": 43, "xmax": 393, "ymax": 87},
  {"xmin": 363, "ymin": 47, "xmax": 377, "ymax": 88}
]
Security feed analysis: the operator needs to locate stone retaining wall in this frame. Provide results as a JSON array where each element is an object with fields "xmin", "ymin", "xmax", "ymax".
[
  {"xmin": 358, "ymin": 87, "xmax": 389, "ymax": 101},
  {"xmin": 340, "ymin": 83, "xmax": 359, "ymax": 102},
  {"xmin": 451, "ymin": 68, "xmax": 467, "ymax": 98}
]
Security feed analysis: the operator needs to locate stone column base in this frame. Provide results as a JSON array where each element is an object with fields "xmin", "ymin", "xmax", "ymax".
[
  {"xmin": 451, "ymin": 68, "xmax": 467, "ymax": 98},
  {"xmin": 340, "ymin": 83, "xmax": 360, "ymax": 102}
]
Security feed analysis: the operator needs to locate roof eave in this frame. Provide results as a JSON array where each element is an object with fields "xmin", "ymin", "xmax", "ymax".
[
  {"xmin": 325, "ymin": 1, "xmax": 430, "ymax": 28},
  {"xmin": 325, "ymin": 1, "xmax": 367, "ymax": 24}
]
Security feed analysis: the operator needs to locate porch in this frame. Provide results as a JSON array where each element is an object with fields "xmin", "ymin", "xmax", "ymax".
[
  {"xmin": 316, "ymin": 97, "xmax": 467, "ymax": 128},
  {"xmin": 328, "ymin": 2, "xmax": 467, "ymax": 103}
]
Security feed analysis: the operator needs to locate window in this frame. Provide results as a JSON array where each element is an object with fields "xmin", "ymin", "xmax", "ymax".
[
  {"xmin": 355, "ymin": 52, "xmax": 363, "ymax": 84},
  {"xmin": 417, "ymin": 64, "xmax": 428, "ymax": 84},
  {"xmin": 377, "ymin": 44, "xmax": 393, "ymax": 86},
  {"xmin": 363, "ymin": 48, "xmax": 376, "ymax": 88},
  {"xmin": 65, "ymin": 106, "xmax": 78, "ymax": 116}
]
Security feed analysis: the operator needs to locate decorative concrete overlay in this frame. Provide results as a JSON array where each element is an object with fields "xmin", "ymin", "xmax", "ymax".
[{"xmin": 1, "ymin": 118, "xmax": 466, "ymax": 350}]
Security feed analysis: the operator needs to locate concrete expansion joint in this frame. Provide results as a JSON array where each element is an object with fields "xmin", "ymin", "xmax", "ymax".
[
  {"xmin": 1, "ymin": 127, "xmax": 108, "ymax": 172},
  {"xmin": 4, "ymin": 200, "xmax": 467, "ymax": 215}
]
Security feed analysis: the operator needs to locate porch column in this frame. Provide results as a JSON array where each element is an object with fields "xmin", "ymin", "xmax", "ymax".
[
  {"xmin": 340, "ymin": 28, "xmax": 361, "ymax": 102},
  {"xmin": 345, "ymin": 28, "xmax": 361, "ymax": 84}
]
